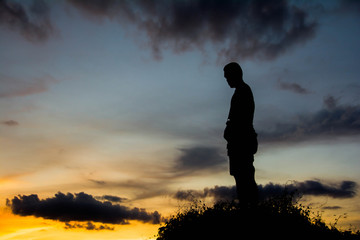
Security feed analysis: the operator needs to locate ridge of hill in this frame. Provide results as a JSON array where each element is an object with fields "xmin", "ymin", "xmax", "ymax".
[{"xmin": 156, "ymin": 194, "xmax": 360, "ymax": 240}]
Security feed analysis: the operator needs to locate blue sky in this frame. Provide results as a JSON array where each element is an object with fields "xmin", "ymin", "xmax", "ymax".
[{"xmin": 1, "ymin": 0, "xmax": 360, "ymax": 238}]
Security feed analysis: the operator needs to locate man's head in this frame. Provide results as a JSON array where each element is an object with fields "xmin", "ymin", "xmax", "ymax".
[{"xmin": 223, "ymin": 62, "xmax": 243, "ymax": 88}]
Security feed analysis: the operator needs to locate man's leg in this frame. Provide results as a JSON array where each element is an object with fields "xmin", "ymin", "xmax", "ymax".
[
  {"xmin": 234, "ymin": 174, "xmax": 242, "ymax": 201},
  {"xmin": 234, "ymin": 160, "xmax": 258, "ymax": 207}
]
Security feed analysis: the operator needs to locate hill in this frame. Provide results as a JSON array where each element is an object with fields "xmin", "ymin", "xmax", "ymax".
[{"xmin": 156, "ymin": 194, "xmax": 360, "ymax": 240}]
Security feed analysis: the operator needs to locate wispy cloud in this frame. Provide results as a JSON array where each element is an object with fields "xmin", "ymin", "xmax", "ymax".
[
  {"xmin": 259, "ymin": 95, "xmax": 360, "ymax": 143},
  {"xmin": 1, "ymin": 120, "xmax": 19, "ymax": 126},
  {"xmin": 0, "ymin": 227, "xmax": 52, "ymax": 240},
  {"xmin": 0, "ymin": 74, "xmax": 57, "ymax": 98},
  {"xmin": 175, "ymin": 146, "xmax": 226, "ymax": 172},
  {"xmin": 84, "ymin": 145, "xmax": 227, "ymax": 200},
  {"xmin": 277, "ymin": 80, "xmax": 311, "ymax": 94}
]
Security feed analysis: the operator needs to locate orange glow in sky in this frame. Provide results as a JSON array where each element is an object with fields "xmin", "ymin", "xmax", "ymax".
[{"xmin": 1, "ymin": 1, "xmax": 360, "ymax": 239}]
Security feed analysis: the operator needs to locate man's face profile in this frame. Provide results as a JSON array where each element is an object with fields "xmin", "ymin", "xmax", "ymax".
[{"xmin": 224, "ymin": 70, "xmax": 237, "ymax": 88}]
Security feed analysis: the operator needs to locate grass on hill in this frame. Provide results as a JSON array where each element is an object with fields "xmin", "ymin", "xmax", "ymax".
[{"xmin": 156, "ymin": 193, "xmax": 360, "ymax": 240}]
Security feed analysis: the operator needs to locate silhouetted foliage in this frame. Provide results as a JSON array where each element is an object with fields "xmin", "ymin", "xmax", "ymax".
[{"xmin": 157, "ymin": 193, "xmax": 360, "ymax": 240}]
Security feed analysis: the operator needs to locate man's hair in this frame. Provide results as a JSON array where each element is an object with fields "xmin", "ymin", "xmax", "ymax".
[{"xmin": 223, "ymin": 62, "xmax": 243, "ymax": 79}]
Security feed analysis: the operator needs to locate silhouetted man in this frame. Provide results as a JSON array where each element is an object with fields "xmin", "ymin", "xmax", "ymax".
[{"xmin": 223, "ymin": 62, "xmax": 258, "ymax": 207}]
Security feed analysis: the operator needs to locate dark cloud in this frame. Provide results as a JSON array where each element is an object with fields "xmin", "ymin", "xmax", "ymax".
[
  {"xmin": 175, "ymin": 146, "xmax": 226, "ymax": 171},
  {"xmin": 7, "ymin": 192, "xmax": 161, "ymax": 224},
  {"xmin": 1, "ymin": 120, "xmax": 19, "ymax": 126},
  {"xmin": 4, "ymin": 0, "xmax": 358, "ymax": 59},
  {"xmin": 174, "ymin": 190, "xmax": 205, "ymax": 201},
  {"xmin": 64, "ymin": 221, "xmax": 114, "ymax": 231},
  {"xmin": 174, "ymin": 185, "xmax": 237, "ymax": 202},
  {"xmin": 174, "ymin": 180, "xmax": 357, "ymax": 202},
  {"xmin": 67, "ymin": 0, "xmax": 317, "ymax": 61},
  {"xmin": 277, "ymin": 80, "xmax": 311, "ymax": 94},
  {"xmin": 323, "ymin": 95, "xmax": 339, "ymax": 110},
  {"xmin": 321, "ymin": 206, "xmax": 342, "ymax": 210},
  {"xmin": 259, "ymin": 180, "xmax": 357, "ymax": 199},
  {"xmin": 95, "ymin": 195, "xmax": 127, "ymax": 203},
  {"xmin": 259, "ymin": 96, "xmax": 360, "ymax": 143},
  {"xmin": 0, "ymin": 0, "xmax": 54, "ymax": 42},
  {"xmin": 338, "ymin": 0, "xmax": 360, "ymax": 14},
  {"xmin": 67, "ymin": 0, "xmax": 136, "ymax": 21}
]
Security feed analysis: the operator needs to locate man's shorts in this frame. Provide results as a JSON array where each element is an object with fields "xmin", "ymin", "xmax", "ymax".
[
  {"xmin": 228, "ymin": 154, "xmax": 255, "ymax": 176},
  {"xmin": 227, "ymin": 143, "xmax": 255, "ymax": 176}
]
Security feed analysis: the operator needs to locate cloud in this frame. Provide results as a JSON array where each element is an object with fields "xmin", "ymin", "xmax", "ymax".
[
  {"xmin": 174, "ymin": 185, "xmax": 237, "ymax": 202},
  {"xmin": 64, "ymin": 221, "xmax": 114, "ymax": 231},
  {"xmin": 338, "ymin": 0, "xmax": 360, "ymax": 14},
  {"xmin": 175, "ymin": 146, "xmax": 226, "ymax": 172},
  {"xmin": 66, "ymin": 0, "xmax": 135, "ymax": 21},
  {"xmin": 95, "ymin": 195, "xmax": 127, "ymax": 203},
  {"xmin": 0, "ymin": 0, "xmax": 54, "ymax": 42},
  {"xmin": 259, "ymin": 180, "xmax": 357, "ymax": 199},
  {"xmin": 0, "ymin": 74, "xmax": 57, "ymax": 98},
  {"xmin": 1, "ymin": 120, "xmax": 19, "ymax": 126},
  {"xmin": 67, "ymin": 0, "xmax": 317, "ymax": 61},
  {"xmin": 4, "ymin": 0, "xmax": 358, "ymax": 59},
  {"xmin": 321, "ymin": 206, "xmax": 342, "ymax": 210},
  {"xmin": 323, "ymin": 95, "xmax": 339, "ymax": 110},
  {"xmin": 174, "ymin": 180, "xmax": 357, "ymax": 202},
  {"xmin": 277, "ymin": 80, "xmax": 311, "ymax": 94},
  {"xmin": 259, "ymin": 96, "xmax": 360, "ymax": 143},
  {"xmin": 86, "ymin": 178, "xmax": 172, "ymax": 201},
  {"xmin": 7, "ymin": 192, "xmax": 162, "ymax": 224},
  {"xmin": 88, "ymin": 179, "xmax": 106, "ymax": 185}
]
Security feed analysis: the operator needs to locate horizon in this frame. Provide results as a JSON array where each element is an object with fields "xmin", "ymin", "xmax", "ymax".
[{"xmin": 1, "ymin": 0, "xmax": 360, "ymax": 239}]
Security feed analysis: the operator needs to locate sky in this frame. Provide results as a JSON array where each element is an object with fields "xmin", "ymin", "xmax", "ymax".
[{"xmin": 1, "ymin": 0, "xmax": 360, "ymax": 239}]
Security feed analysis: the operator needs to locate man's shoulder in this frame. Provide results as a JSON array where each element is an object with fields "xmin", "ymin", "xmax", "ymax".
[
  {"xmin": 236, "ymin": 82, "xmax": 253, "ymax": 94},
  {"xmin": 243, "ymin": 82, "xmax": 252, "ymax": 90}
]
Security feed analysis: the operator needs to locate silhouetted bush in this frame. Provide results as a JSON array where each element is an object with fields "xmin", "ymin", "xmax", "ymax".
[{"xmin": 157, "ymin": 193, "xmax": 360, "ymax": 240}]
